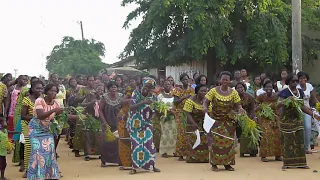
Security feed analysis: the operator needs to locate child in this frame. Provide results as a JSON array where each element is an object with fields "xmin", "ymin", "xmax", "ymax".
[{"xmin": 0, "ymin": 117, "xmax": 9, "ymax": 180}]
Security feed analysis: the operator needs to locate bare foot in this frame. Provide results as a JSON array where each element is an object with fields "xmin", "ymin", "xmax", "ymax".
[
  {"xmin": 153, "ymin": 167, "xmax": 161, "ymax": 172},
  {"xmin": 211, "ymin": 165, "xmax": 219, "ymax": 172},
  {"xmin": 129, "ymin": 169, "xmax": 137, "ymax": 175}
]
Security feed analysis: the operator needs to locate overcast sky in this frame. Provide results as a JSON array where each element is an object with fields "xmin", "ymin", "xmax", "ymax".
[{"xmin": 0, "ymin": 0, "xmax": 140, "ymax": 77}]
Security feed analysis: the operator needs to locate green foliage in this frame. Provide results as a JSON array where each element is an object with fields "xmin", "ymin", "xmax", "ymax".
[
  {"xmin": 120, "ymin": 0, "xmax": 320, "ymax": 70},
  {"xmin": 46, "ymin": 36, "xmax": 108, "ymax": 77}
]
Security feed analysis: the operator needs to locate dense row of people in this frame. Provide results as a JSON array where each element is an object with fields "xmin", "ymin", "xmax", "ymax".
[{"xmin": 0, "ymin": 69, "xmax": 319, "ymax": 179}]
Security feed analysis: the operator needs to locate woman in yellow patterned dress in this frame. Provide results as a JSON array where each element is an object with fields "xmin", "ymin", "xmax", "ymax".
[
  {"xmin": 256, "ymin": 80, "xmax": 282, "ymax": 162},
  {"xmin": 117, "ymin": 78, "xmax": 136, "ymax": 170},
  {"xmin": 203, "ymin": 71, "xmax": 246, "ymax": 171},
  {"xmin": 183, "ymin": 84, "xmax": 211, "ymax": 163},
  {"xmin": 20, "ymin": 80, "xmax": 44, "ymax": 178},
  {"xmin": 172, "ymin": 73, "xmax": 195, "ymax": 161}
]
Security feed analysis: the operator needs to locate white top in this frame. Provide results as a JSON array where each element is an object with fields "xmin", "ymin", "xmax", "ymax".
[
  {"xmin": 157, "ymin": 93, "xmax": 174, "ymax": 108},
  {"xmin": 276, "ymin": 81, "xmax": 288, "ymax": 92},
  {"xmin": 256, "ymin": 88, "xmax": 275, "ymax": 96},
  {"xmin": 297, "ymin": 83, "xmax": 314, "ymax": 108}
]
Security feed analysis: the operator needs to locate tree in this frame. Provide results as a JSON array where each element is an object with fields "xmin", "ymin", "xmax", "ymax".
[
  {"xmin": 46, "ymin": 36, "xmax": 108, "ymax": 76},
  {"xmin": 120, "ymin": 0, "xmax": 320, "ymax": 73}
]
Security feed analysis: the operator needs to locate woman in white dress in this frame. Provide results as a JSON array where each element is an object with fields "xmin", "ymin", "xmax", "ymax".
[
  {"xmin": 275, "ymin": 69, "xmax": 288, "ymax": 92},
  {"xmin": 297, "ymin": 71, "xmax": 319, "ymax": 154},
  {"xmin": 158, "ymin": 79, "xmax": 177, "ymax": 157}
]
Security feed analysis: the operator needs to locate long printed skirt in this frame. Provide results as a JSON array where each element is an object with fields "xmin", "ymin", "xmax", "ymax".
[
  {"xmin": 175, "ymin": 111, "xmax": 187, "ymax": 157},
  {"xmin": 22, "ymin": 120, "xmax": 31, "ymax": 169},
  {"xmin": 281, "ymin": 130, "xmax": 307, "ymax": 167},
  {"xmin": 152, "ymin": 116, "xmax": 161, "ymax": 152},
  {"xmin": 83, "ymin": 130, "xmax": 101, "ymax": 156},
  {"xmin": 259, "ymin": 119, "xmax": 282, "ymax": 157},
  {"xmin": 27, "ymin": 118, "xmax": 60, "ymax": 180},
  {"xmin": 159, "ymin": 120, "xmax": 177, "ymax": 155},
  {"xmin": 73, "ymin": 120, "xmax": 84, "ymax": 152},
  {"xmin": 186, "ymin": 131, "xmax": 209, "ymax": 163},
  {"xmin": 240, "ymin": 136, "xmax": 258, "ymax": 155},
  {"xmin": 117, "ymin": 114, "xmax": 131, "ymax": 167},
  {"xmin": 210, "ymin": 121, "xmax": 236, "ymax": 165}
]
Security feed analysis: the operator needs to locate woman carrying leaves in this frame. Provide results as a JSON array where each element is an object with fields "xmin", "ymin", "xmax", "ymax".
[
  {"xmin": 203, "ymin": 71, "xmax": 246, "ymax": 172},
  {"xmin": 183, "ymin": 84, "xmax": 211, "ymax": 163},
  {"xmin": 20, "ymin": 80, "xmax": 44, "ymax": 178},
  {"xmin": 117, "ymin": 78, "xmax": 137, "ymax": 170},
  {"xmin": 72, "ymin": 76, "xmax": 95, "ymax": 157},
  {"xmin": 79, "ymin": 83, "xmax": 104, "ymax": 161},
  {"xmin": 158, "ymin": 79, "xmax": 177, "ymax": 158},
  {"xmin": 256, "ymin": 80, "xmax": 282, "ymax": 162},
  {"xmin": 172, "ymin": 73, "xmax": 194, "ymax": 161},
  {"xmin": 278, "ymin": 74, "xmax": 320, "ymax": 169},
  {"xmin": 98, "ymin": 81, "xmax": 123, "ymax": 167},
  {"xmin": 127, "ymin": 77, "xmax": 160, "ymax": 174},
  {"xmin": 27, "ymin": 84, "xmax": 78, "ymax": 179},
  {"xmin": 235, "ymin": 82, "xmax": 258, "ymax": 157}
]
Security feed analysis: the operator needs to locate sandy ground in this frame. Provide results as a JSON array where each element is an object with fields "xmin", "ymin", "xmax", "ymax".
[{"xmin": 6, "ymin": 138, "xmax": 320, "ymax": 180}]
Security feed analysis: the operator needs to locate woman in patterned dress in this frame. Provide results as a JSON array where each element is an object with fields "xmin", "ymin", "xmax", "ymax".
[
  {"xmin": 158, "ymin": 79, "xmax": 177, "ymax": 158},
  {"xmin": 183, "ymin": 84, "xmax": 210, "ymax": 163},
  {"xmin": 172, "ymin": 73, "xmax": 195, "ymax": 161},
  {"xmin": 20, "ymin": 80, "xmax": 44, "ymax": 178},
  {"xmin": 79, "ymin": 83, "xmax": 104, "ymax": 161},
  {"xmin": 127, "ymin": 77, "xmax": 160, "ymax": 174},
  {"xmin": 203, "ymin": 71, "xmax": 246, "ymax": 172},
  {"xmin": 27, "ymin": 83, "xmax": 78, "ymax": 180},
  {"xmin": 256, "ymin": 80, "xmax": 282, "ymax": 162},
  {"xmin": 117, "ymin": 78, "xmax": 136, "ymax": 170},
  {"xmin": 235, "ymin": 82, "xmax": 258, "ymax": 157},
  {"xmin": 278, "ymin": 74, "xmax": 320, "ymax": 169},
  {"xmin": 99, "ymin": 81, "xmax": 123, "ymax": 167}
]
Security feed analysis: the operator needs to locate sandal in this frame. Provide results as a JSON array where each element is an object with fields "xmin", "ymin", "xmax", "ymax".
[
  {"xmin": 162, "ymin": 153, "xmax": 168, "ymax": 158},
  {"xmin": 129, "ymin": 169, "xmax": 137, "ymax": 175},
  {"xmin": 84, "ymin": 156, "xmax": 90, "ymax": 161},
  {"xmin": 101, "ymin": 162, "xmax": 108, "ymax": 167},
  {"xmin": 178, "ymin": 156, "xmax": 184, "ymax": 161},
  {"xmin": 153, "ymin": 167, "xmax": 161, "ymax": 172},
  {"xmin": 211, "ymin": 165, "xmax": 219, "ymax": 172},
  {"xmin": 297, "ymin": 165, "xmax": 310, "ymax": 169},
  {"xmin": 224, "ymin": 165, "xmax": 235, "ymax": 171},
  {"xmin": 261, "ymin": 157, "xmax": 269, "ymax": 162},
  {"xmin": 275, "ymin": 156, "xmax": 282, "ymax": 161}
]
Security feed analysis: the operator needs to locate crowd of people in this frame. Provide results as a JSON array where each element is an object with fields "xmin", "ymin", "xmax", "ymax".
[{"xmin": 0, "ymin": 68, "xmax": 319, "ymax": 179}]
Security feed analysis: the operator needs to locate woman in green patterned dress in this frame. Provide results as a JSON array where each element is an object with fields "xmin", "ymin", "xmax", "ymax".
[
  {"xmin": 172, "ymin": 74, "xmax": 195, "ymax": 161},
  {"xmin": 203, "ymin": 71, "xmax": 246, "ymax": 171},
  {"xmin": 235, "ymin": 82, "xmax": 258, "ymax": 157},
  {"xmin": 183, "ymin": 84, "xmax": 211, "ymax": 163},
  {"xmin": 278, "ymin": 74, "xmax": 320, "ymax": 169},
  {"xmin": 256, "ymin": 80, "xmax": 282, "ymax": 162}
]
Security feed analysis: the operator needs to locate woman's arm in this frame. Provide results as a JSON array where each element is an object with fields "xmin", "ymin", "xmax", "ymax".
[
  {"xmin": 120, "ymin": 95, "xmax": 131, "ymax": 106},
  {"xmin": 173, "ymin": 96, "xmax": 189, "ymax": 104},
  {"xmin": 36, "ymin": 109, "xmax": 58, "ymax": 120},
  {"xmin": 203, "ymin": 97, "xmax": 210, "ymax": 113},
  {"xmin": 250, "ymin": 97, "xmax": 256, "ymax": 118},
  {"xmin": 130, "ymin": 100, "xmax": 150, "ymax": 111},
  {"xmin": 311, "ymin": 90, "xmax": 319, "ymax": 105},
  {"xmin": 21, "ymin": 105, "xmax": 33, "ymax": 121},
  {"xmin": 98, "ymin": 100, "xmax": 108, "ymax": 127}
]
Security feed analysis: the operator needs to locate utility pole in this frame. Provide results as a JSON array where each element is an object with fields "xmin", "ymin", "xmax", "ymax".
[
  {"xmin": 292, "ymin": 0, "xmax": 302, "ymax": 74},
  {"xmin": 80, "ymin": 21, "xmax": 84, "ymax": 40},
  {"xmin": 14, "ymin": 69, "xmax": 18, "ymax": 79}
]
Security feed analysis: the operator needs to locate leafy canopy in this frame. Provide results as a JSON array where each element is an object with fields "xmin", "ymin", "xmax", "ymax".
[
  {"xmin": 120, "ymin": 0, "xmax": 320, "ymax": 71},
  {"xmin": 46, "ymin": 36, "xmax": 107, "ymax": 77}
]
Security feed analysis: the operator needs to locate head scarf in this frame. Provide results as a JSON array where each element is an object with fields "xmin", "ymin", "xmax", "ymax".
[{"xmin": 142, "ymin": 77, "xmax": 156, "ymax": 88}]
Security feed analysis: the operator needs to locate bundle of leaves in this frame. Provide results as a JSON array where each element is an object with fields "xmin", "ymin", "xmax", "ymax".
[
  {"xmin": 82, "ymin": 115, "xmax": 102, "ymax": 132},
  {"xmin": 282, "ymin": 98, "xmax": 304, "ymax": 119},
  {"xmin": 150, "ymin": 101, "xmax": 170, "ymax": 117},
  {"xmin": 316, "ymin": 102, "xmax": 320, "ymax": 114},
  {"xmin": 257, "ymin": 103, "xmax": 277, "ymax": 120},
  {"xmin": 235, "ymin": 114, "xmax": 261, "ymax": 148},
  {"xmin": 50, "ymin": 108, "xmax": 68, "ymax": 136},
  {"xmin": 0, "ymin": 130, "xmax": 14, "ymax": 152},
  {"xmin": 104, "ymin": 125, "xmax": 116, "ymax": 142}
]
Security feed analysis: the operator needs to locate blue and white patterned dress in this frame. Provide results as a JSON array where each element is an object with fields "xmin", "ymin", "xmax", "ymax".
[{"xmin": 126, "ymin": 89, "xmax": 157, "ymax": 171}]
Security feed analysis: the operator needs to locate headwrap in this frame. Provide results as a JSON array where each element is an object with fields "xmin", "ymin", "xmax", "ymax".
[{"xmin": 142, "ymin": 77, "xmax": 156, "ymax": 88}]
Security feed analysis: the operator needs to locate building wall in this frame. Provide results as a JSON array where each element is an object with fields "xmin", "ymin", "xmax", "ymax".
[{"xmin": 165, "ymin": 60, "xmax": 207, "ymax": 85}]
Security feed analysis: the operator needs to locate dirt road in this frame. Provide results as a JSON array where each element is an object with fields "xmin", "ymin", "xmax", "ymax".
[{"xmin": 6, "ymin": 139, "xmax": 320, "ymax": 180}]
